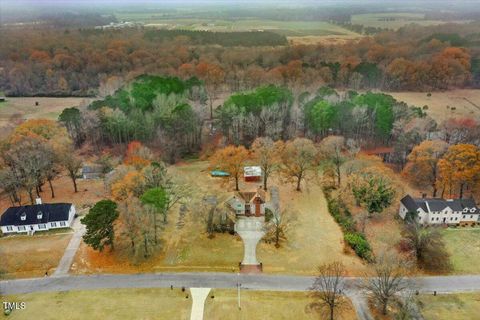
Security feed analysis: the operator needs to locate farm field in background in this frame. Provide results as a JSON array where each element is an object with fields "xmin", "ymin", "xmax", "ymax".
[
  {"xmin": 389, "ymin": 90, "xmax": 480, "ymax": 123},
  {"xmin": 114, "ymin": 13, "xmax": 359, "ymax": 36},
  {"xmin": 351, "ymin": 12, "xmax": 470, "ymax": 30}
]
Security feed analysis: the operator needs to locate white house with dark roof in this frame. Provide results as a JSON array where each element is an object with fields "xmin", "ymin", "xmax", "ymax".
[
  {"xmin": 399, "ymin": 195, "xmax": 479, "ymax": 226},
  {"xmin": 0, "ymin": 201, "xmax": 75, "ymax": 234}
]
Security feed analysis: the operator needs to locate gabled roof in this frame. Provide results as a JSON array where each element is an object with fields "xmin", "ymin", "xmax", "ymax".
[
  {"xmin": 1, "ymin": 203, "xmax": 72, "ymax": 226},
  {"xmin": 400, "ymin": 195, "xmax": 419, "ymax": 212},
  {"xmin": 400, "ymin": 195, "xmax": 478, "ymax": 213}
]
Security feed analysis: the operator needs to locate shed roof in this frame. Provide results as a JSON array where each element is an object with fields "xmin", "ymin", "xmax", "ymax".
[{"xmin": 244, "ymin": 166, "xmax": 262, "ymax": 177}]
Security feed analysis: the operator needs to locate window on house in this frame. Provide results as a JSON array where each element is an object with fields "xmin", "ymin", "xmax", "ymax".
[
  {"xmin": 60, "ymin": 221, "xmax": 66, "ymax": 227},
  {"xmin": 471, "ymin": 215, "xmax": 473, "ymax": 219},
  {"xmin": 20, "ymin": 213, "xmax": 26, "ymax": 221},
  {"xmin": 18, "ymin": 226, "xmax": 26, "ymax": 231},
  {"xmin": 6, "ymin": 226, "xmax": 13, "ymax": 231},
  {"xmin": 51, "ymin": 222, "xmax": 57, "ymax": 227},
  {"xmin": 38, "ymin": 224, "xmax": 46, "ymax": 229}
]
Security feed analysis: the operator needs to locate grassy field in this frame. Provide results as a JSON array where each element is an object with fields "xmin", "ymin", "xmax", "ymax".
[
  {"xmin": 72, "ymin": 160, "xmax": 366, "ymax": 276},
  {"xmin": 288, "ymin": 34, "xmax": 363, "ymax": 45},
  {"xmin": 0, "ymin": 288, "xmax": 357, "ymax": 320},
  {"xmin": 418, "ymin": 293, "xmax": 480, "ymax": 320},
  {"xmin": 0, "ymin": 288, "xmax": 191, "ymax": 320},
  {"xmin": 351, "ymin": 12, "xmax": 469, "ymax": 30},
  {"xmin": 0, "ymin": 97, "xmax": 93, "ymax": 123},
  {"xmin": 0, "ymin": 233, "xmax": 72, "ymax": 279},
  {"xmin": 115, "ymin": 13, "xmax": 359, "ymax": 37},
  {"xmin": 205, "ymin": 289, "xmax": 358, "ymax": 320},
  {"xmin": 389, "ymin": 90, "xmax": 480, "ymax": 123},
  {"xmin": 442, "ymin": 228, "xmax": 480, "ymax": 274},
  {"xmin": 0, "ymin": 97, "xmax": 94, "ymax": 139}
]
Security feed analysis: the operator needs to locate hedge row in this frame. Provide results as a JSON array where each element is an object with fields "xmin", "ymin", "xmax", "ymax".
[{"xmin": 323, "ymin": 187, "xmax": 373, "ymax": 261}]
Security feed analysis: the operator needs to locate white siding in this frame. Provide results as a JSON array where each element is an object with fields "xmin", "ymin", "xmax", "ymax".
[{"xmin": 1, "ymin": 204, "xmax": 75, "ymax": 234}]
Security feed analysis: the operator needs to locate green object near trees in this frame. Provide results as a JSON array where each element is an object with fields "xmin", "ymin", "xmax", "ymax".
[
  {"xmin": 81, "ymin": 200, "xmax": 119, "ymax": 252},
  {"xmin": 140, "ymin": 187, "xmax": 168, "ymax": 213},
  {"xmin": 352, "ymin": 175, "xmax": 396, "ymax": 216}
]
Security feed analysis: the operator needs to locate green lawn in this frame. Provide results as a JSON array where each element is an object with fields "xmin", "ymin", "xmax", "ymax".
[
  {"xmin": 0, "ymin": 288, "xmax": 191, "ymax": 320},
  {"xmin": 418, "ymin": 293, "xmax": 480, "ymax": 320},
  {"xmin": 443, "ymin": 228, "xmax": 480, "ymax": 274}
]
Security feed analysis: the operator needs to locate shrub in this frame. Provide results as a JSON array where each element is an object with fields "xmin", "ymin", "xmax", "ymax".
[
  {"xmin": 323, "ymin": 187, "xmax": 373, "ymax": 260},
  {"xmin": 344, "ymin": 232, "xmax": 372, "ymax": 260}
]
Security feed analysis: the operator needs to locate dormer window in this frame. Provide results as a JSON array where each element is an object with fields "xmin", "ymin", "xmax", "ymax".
[
  {"xmin": 463, "ymin": 208, "xmax": 469, "ymax": 212},
  {"xmin": 20, "ymin": 212, "xmax": 27, "ymax": 221},
  {"xmin": 37, "ymin": 211, "xmax": 43, "ymax": 220}
]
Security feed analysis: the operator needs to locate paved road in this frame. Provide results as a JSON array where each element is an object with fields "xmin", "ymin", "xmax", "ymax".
[
  {"xmin": 3, "ymin": 273, "xmax": 480, "ymax": 320},
  {"xmin": 3, "ymin": 273, "xmax": 480, "ymax": 296},
  {"xmin": 52, "ymin": 217, "xmax": 85, "ymax": 277}
]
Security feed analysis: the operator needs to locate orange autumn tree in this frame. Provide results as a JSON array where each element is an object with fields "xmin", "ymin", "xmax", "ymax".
[
  {"xmin": 210, "ymin": 145, "xmax": 250, "ymax": 191},
  {"xmin": 10, "ymin": 118, "xmax": 70, "ymax": 148},
  {"xmin": 124, "ymin": 141, "xmax": 153, "ymax": 169},
  {"xmin": 437, "ymin": 144, "xmax": 480, "ymax": 198},
  {"xmin": 111, "ymin": 171, "xmax": 146, "ymax": 201},
  {"xmin": 403, "ymin": 140, "xmax": 448, "ymax": 197}
]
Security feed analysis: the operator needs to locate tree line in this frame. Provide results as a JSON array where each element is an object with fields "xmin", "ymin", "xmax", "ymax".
[{"xmin": 0, "ymin": 22, "xmax": 477, "ymax": 97}]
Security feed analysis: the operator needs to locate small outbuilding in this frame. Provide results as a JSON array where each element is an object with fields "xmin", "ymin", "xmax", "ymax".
[
  {"xmin": 244, "ymin": 166, "xmax": 262, "ymax": 182},
  {"xmin": 82, "ymin": 164, "xmax": 103, "ymax": 179},
  {"xmin": 210, "ymin": 170, "xmax": 230, "ymax": 177}
]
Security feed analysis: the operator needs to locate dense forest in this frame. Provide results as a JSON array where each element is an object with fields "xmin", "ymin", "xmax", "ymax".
[{"xmin": 0, "ymin": 21, "xmax": 479, "ymax": 96}]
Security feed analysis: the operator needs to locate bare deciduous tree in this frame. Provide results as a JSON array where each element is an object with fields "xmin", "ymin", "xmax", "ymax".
[
  {"xmin": 264, "ymin": 207, "xmax": 294, "ymax": 248},
  {"xmin": 361, "ymin": 253, "xmax": 410, "ymax": 315},
  {"xmin": 251, "ymin": 137, "xmax": 283, "ymax": 191},
  {"xmin": 280, "ymin": 138, "xmax": 318, "ymax": 191},
  {"xmin": 309, "ymin": 262, "xmax": 347, "ymax": 320}
]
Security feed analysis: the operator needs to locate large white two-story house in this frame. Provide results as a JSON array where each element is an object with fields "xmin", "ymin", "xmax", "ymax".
[
  {"xmin": 0, "ymin": 201, "xmax": 76, "ymax": 234},
  {"xmin": 399, "ymin": 195, "xmax": 479, "ymax": 227}
]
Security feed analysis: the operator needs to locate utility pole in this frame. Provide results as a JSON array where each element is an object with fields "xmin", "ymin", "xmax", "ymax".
[{"xmin": 237, "ymin": 273, "xmax": 241, "ymax": 310}]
